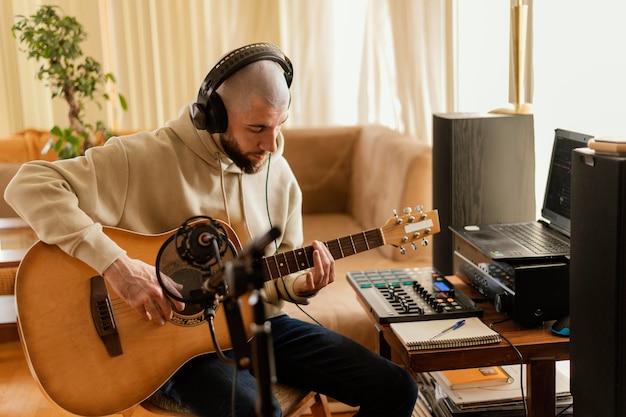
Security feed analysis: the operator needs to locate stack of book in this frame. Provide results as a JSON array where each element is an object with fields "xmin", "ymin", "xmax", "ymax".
[{"xmin": 415, "ymin": 362, "xmax": 573, "ymax": 416}]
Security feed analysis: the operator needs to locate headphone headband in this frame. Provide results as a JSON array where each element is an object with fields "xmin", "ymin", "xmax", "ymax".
[{"xmin": 191, "ymin": 43, "xmax": 293, "ymax": 133}]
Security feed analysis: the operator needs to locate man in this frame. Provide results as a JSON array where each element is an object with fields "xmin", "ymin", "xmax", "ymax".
[{"xmin": 5, "ymin": 43, "xmax": 418, "ymax": 417}]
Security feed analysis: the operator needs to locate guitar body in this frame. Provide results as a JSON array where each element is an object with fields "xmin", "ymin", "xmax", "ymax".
[
  {"xmin": 15, "ymin": 208, "xmax": 439, "ymax": 416},
  {"xmin": 16, "ymin": 225, "xmax": 249, "ymax": 416}
]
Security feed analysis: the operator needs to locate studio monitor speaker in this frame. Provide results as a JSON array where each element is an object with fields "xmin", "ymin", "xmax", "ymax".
[
  {"xmin": 432, "ymin": 113, "xmax": 536, "ymax": 274},
  {"xmin": 571, "ymin": 148, "xmax": 626, "ymax": 417}
]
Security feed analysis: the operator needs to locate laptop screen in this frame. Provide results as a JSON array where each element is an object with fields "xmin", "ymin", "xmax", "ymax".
[{"xmin": 541, "ymin": 128, "xmax": 593, "ymax": 236}]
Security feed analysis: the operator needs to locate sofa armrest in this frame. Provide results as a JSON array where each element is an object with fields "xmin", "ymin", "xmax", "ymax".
[{"xmin": 350, "ymin": 125, "xmax": 432, "ymax": 261}]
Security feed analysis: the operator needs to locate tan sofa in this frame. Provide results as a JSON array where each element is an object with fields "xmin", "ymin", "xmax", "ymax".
[{"xmin": 0, "ymin": 125, "xmax": 433, "ymax": 351}]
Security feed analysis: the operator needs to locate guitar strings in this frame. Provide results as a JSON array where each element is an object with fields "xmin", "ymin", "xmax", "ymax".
[{"xmin": 109, "ymin": 300, "xmax": 139, "ymax": 319}]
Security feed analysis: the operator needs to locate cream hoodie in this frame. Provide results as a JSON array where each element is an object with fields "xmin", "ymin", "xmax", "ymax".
[{"xmin": 4, "ymin": 106, "xmax": 310, "ymax": 317}]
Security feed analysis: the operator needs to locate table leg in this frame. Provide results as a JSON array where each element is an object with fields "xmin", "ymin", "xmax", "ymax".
[
  {"xmin": 374, "ymin": 323, "xmax": 391, "ymax": 359},
  {"xmin": 527, "ymin": 358, "xmax": 556, "ymax": 417}
]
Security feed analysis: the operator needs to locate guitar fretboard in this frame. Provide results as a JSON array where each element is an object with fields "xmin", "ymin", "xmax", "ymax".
[{"xmin": 262, "ymin": 228, "xmax": 384, "ymax": 280}]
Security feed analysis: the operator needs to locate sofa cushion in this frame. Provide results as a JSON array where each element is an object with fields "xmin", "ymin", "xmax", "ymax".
[{"xmin": 283, "ymin": 127, "xmax": 361, "ymax": 215}]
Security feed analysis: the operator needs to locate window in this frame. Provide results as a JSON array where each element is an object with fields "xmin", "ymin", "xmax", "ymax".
[{"xmin": 456, "ymin": 0, "xmax": 626, "ymax": 216}]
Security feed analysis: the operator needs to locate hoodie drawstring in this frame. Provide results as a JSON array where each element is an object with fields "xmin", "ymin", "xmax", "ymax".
[{"xmin": 216, "ymin": 152, "xmax": 232, "ymax": 226}]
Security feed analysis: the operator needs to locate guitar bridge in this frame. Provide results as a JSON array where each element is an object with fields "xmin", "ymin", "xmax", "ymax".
[{"xmin": 90, "ymin": 276, "xmax": 123, "ymax": 357}]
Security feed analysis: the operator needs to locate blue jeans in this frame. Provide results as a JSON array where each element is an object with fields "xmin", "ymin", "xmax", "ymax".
[{"xmin": 162, "ymin": 315, "xmax": 418, "ymax": 417}]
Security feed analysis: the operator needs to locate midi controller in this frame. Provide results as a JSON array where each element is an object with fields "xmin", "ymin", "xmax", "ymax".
[{"xmin": 347, "ymin": 267, "xmax": 482, "ymax": 324}]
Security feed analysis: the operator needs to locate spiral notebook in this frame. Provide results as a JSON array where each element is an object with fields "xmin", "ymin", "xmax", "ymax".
[{"xmin": 390, "ymin": 317, "xmax": 501, "ymax": 350}]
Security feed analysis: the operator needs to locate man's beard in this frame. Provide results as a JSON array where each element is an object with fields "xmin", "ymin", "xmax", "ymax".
[{"xmin": 219, "ymin": 132, "xmax": 268, "ymax": 174}]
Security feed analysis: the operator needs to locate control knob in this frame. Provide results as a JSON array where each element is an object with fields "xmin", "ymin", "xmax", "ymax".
[{"xmin": 494, "ymin": 292, "xmax": 513, "ymax": 314}]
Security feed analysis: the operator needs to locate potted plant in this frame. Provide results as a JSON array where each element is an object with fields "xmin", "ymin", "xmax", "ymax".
[{"xmin": 11, "ymin": 4, "xmax": 127, "ymax": 159}]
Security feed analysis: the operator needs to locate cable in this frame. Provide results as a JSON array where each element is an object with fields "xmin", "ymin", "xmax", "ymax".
[
  {"xmin": 264, "ymin": 153, "xmax": 279, "ymax": 254},
  {"xmin": 556, "ymin": 401, "xmax": 573, "ymax": 416},
  {"xmin": 488, "ymin": 318, "xmax": 528, "ymax": 417},
  {"xmin": 264, "ymin": 152, "xmax": 324, "ymax": 327},
  {"xmin": 206, "ymin": 307, "xmax": 235, "ymax": 366},
  {"xmin": 207, "ymin": 306, "xmax": 241, "ymax": 417}
]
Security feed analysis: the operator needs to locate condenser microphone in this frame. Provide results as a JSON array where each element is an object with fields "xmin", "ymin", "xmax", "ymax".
[
  {"xmin": 156, "ymin": 216, "xmax": 236, "ymax": 305},
  {"xmin": 178, "ymin": 221, "xmax": 225, "ymax": 268}
]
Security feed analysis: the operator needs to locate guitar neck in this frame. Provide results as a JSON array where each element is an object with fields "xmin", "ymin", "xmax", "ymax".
[{"xmin": 261, "ymin": 228, "xmax": 384, "ymax": 280}]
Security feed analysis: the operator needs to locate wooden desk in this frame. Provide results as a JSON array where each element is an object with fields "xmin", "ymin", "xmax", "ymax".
[{"xmin": 363, "ymin": 275, "xmax": 569, "ymax": 417}]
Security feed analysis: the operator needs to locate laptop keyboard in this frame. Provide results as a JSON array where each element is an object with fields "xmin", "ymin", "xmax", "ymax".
[{"xmin": 497, "ymin": 223, "xmax": 570, "ymax": 254}]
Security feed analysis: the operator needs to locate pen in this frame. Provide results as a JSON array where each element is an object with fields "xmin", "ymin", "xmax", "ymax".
[{"xmin": 429, "ymin": 319, "xmax": 466, "ymax": 340}]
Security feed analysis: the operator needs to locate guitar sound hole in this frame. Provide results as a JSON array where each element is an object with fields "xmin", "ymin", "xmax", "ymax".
[
  {"xmin": 166, "ymin": 266, "xmax": 221, "ymax": 319},
  {"xmin": 174, "ymin": 302, "xmax": 205, "ymax": 316}
]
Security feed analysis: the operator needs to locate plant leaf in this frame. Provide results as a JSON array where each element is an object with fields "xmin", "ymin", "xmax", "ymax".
[{"xmin": 119, "ymin": 93, "xmax": 128, "ymax": 110}]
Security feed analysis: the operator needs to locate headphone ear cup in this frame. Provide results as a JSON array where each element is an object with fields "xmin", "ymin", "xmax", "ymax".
[
  {"xmin": 205, "ymin": 92, "xmax": 228, "ymax": 134},
  {"xmin": 191, "ymin": 102, "xmax": 207, "ymax": 130}
]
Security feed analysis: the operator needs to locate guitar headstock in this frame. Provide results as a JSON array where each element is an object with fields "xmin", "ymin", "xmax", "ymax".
[{"xmin": 381, "ymin": 206, "xmax": 440, "ymax": 254}]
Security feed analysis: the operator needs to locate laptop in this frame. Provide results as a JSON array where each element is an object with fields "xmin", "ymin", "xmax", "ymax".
[{"xmin": 450, "ymin": 128, "xmax": 593, "ymax": 261}]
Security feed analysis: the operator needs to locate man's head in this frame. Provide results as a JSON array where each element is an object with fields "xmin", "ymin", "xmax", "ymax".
[
  {"xmin": 191, "ymin": 43, "xmax": 292, "ymax": 134},
  {"xmin": 191, "ymin": 43, "xmax": 293, "ymax": 173},
  {"xmin": 216, "ymin": 60, "xmax": 290, "ymax": 173}
]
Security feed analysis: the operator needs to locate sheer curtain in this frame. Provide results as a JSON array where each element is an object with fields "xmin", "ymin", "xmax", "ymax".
[
  {"xmin": 1, "ymin": 0, "xmax": 448, "ymax": 146},
  {"xmin": 360, "ymin": 0, "xmax": 448, "ymax": 142},
  {"xmin": 104, "ymin": 0, "xmax": 285, "ymax": 130}
]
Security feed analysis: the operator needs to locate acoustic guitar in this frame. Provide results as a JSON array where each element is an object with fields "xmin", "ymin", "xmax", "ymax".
[{"xmin": 15, "ymin": 207, "xmax": 439, "ymax": 416}]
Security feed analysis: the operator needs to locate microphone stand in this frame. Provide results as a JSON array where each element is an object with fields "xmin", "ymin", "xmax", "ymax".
[{"xmin": 222, "ymin": 227, "xmax": 281, "ymax": 417}]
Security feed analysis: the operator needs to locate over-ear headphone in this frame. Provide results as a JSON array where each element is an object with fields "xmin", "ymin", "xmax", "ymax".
[{"xmin": 191, "ymin": 42, "xmax": 293, "ymax": 133}]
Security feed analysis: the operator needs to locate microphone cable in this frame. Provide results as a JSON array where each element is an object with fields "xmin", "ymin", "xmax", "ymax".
[
  {"xmin": 205, "ymin": 304, "xmax": 239, "ymax": 417},
  {"xmin": 264, "ymin": 152, "xmax": 324, "ymax": 327},
  {"xmin": 204, "ymin": 306, "xmax": 235, "ymax": 366}
]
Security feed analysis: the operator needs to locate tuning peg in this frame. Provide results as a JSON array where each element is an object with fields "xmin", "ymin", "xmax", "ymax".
[
  {"xmin": 411, "ymin": 242, "xmax": 417, "ymax": 250},
  {"xmin": 422, "ymin": 238, "xmax": 429, "ymax": 247},
  {"xmin": 399, "ymin": 246, "xmax": 406, "ymax": 255},
  {"xmin": 392, "ymin": 209, "xmax": 404, "ymax": 224},
  {"xmin": 401, "ymin": 207, "xmax": 416, "ymax": 223},
  {"xmin": 415, "ymin": 205, "xmax": 424, "ymax": 213}
]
